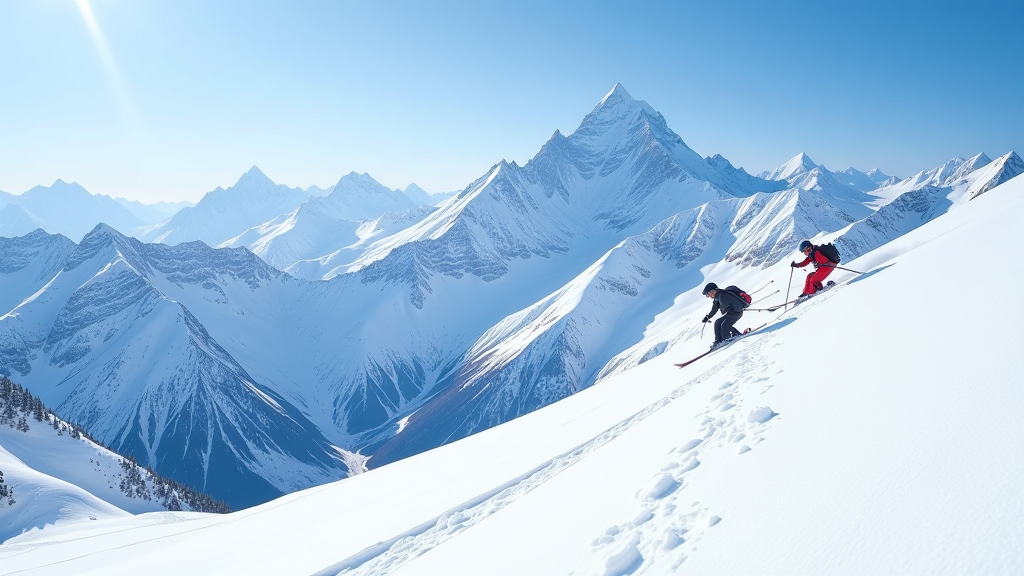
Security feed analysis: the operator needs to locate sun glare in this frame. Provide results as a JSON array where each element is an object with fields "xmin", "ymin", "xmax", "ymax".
[
  {"xmin": 72, "ymin": 0, "xmax": 142, "ymax": 137},
  {"xmin": 75, "ymin": 0, "xmax": 101, "ymax": 34}
]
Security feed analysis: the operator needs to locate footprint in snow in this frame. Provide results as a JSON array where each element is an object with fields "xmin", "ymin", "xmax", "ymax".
[
  {"xmin": 747, "ymin": 406, "xmax": 778, "ymax": 424},
  {"xmin": 640, "ymin": 473, "xmax": 679, "ymax": 500},
  {"xmin": 601, "ymin": 535, "xmax": 643, "ymax": 576}
]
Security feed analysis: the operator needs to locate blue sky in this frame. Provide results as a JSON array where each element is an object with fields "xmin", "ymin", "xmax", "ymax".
[{"xmin": 1, "ymin": 0, "xmax": 1020, "ymax": 202}]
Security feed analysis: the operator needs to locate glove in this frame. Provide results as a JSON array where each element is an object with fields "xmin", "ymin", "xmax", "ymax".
[
  {"xmin": 790, "ymin": 261, "xmax": 799, "ymax": 267},
  {"xmin": 702, "ymin": 314, "xmax": 711, "ymax": 323}
]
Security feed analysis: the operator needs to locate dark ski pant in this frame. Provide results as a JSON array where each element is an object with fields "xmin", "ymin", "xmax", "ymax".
[
  {"xmin": 714, "ymin": 311, "xmax": 743, "ymax": 344},
  {"xmin": 803, "ymin": 265, "xmax": 834, "ymax": 295}
]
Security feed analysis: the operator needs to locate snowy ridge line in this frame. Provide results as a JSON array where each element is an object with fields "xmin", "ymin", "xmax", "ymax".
[{"xmin": 312, "ymin": 339, "xmax": 767, "ymax": 576}]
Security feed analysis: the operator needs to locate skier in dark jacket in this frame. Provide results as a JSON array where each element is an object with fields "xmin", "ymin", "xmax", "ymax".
[
  {"xmin": 791, "ymin": 240, "xmax": 834, "ymax": 296},
  {"xmin": 701, "ymin": 282, "xmax": 745, "ymax": 349}
]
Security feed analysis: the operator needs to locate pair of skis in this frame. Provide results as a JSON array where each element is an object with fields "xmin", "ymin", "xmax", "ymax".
[{"xmin": 673, "ymin": 323, "xmax": 767, "ymax": 369}]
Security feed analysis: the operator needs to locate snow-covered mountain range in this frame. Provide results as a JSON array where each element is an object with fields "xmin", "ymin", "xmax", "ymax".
[
  {"xmin": 114, "ymin": 197, "xmax": 194, "ymax": 226},
  {"xmin": 0, "ymin": 84, "xmax": 1019, "ymax": 513},
  {"xmin": 2, "ymin": 166, "xmax": 1020, "ymax": 576},
  {"xmin": 219, "ymin": 172, "xmax": 438, "ymax": 278},
  {"xmin": 138, "ymin": 166, "xmax": 314, "ymax": 246},
  {"xmin": 0, "ymin": 180, "xmax": 147, "ymax": 240},
  {"xmin": 0, "ymin": 228, "xmax": 354, "ymax": 508}
]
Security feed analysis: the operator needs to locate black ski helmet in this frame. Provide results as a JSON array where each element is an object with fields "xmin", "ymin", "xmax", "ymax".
[
  {"xmin": 702, "ymin": 282, "xmax": 718, "ymax": 295},
  {"xmin": 799, "ymin": 240, "xmax": 813, "ymax": 251}
]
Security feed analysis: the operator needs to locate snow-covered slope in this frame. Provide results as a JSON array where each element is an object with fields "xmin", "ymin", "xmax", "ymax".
[
  {"xmin": 0, "ymin": 441, "xmax": 130, "ymax": 544},
  {"xmin": 140, "ymin": 166, "xmax": 311, "ymax": 247},
  {"xmin": 0, "ymin": 378, "xmax": 227, "ymax": 542},
  {"xmin": 2, "ymin": 173, "xmax": 1019, "ymax": 576}
]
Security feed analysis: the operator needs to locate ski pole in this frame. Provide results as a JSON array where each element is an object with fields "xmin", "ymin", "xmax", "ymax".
[
  {"xmin": 784, "ymin": 265, "xmax": 794, "ymax": 312},
  {"xmin": 822, "ymin": 263, "xmax": 865, "ymax": 274},
  {"xmin": 750, "ymin": 280, "xmax": 774, "ymax": 295},
  {"xmin": 752, "ymin": 289, "xmax": 779, "ymax": 304}
]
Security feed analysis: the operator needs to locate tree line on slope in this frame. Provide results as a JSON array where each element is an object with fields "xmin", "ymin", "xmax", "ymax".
[{"xmin": 0, "ymin": 376, "xmax": 230, "ymax": 514}]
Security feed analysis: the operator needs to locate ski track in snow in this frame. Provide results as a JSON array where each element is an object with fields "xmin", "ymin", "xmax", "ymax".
[
  {"xmin": 316, "ymin": 321, "xmax": 787, "ymax": 576},
  {"xmin": 584, "ymin": 333, "xmax": 781, "ymax": 576}
]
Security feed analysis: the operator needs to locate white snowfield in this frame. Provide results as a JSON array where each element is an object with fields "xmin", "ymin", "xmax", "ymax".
[{"xmin": 2, "ymin": 175, "xmax": 1020, "ymax": 573}]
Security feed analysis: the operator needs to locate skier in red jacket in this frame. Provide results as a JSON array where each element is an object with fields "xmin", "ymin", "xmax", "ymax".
[{"xmin": 791, "ymin": 240, "xmax": 834, "ymax": 297}]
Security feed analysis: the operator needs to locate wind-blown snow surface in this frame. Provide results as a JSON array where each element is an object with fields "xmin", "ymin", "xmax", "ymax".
[{"xmin": 2, "ymin": 172, "xmax": 1020, "ymax": 575}]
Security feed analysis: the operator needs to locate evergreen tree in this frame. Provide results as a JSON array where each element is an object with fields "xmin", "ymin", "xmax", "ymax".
[
  {"xmin": 0, "ymin": 375, "xmax": 231, "ymax": 514},
  {"xmin": 0, "ymin": 470, "xmax": 14, "ymax": 507}
]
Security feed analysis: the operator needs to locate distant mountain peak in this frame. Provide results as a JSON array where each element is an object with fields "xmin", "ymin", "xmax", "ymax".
[
  {"xmin": 573, "ymin": 84, "xmax": 654, "ymax": 139},
  {"xmin": 596, "ymin": 83, "xmax": 636, "ymax": 108},
  {"xmin": 338, "ymin": 171, "xmax": 381, "ymax": 185},
  {"xmin": 791, "ymin": 152, "xmax": 817, "ymax": 169},
  {"xmin": 762, "ymin": 153, "xmax": 819, "ymax": 181},
  {"xmin": 42, "ymin": 179, "xmax": 89, "ymax": 194},
  {"xmin": 965, "ymin": 150, "xmax": 1024, "ymax": 200},
  {"xmin": 234, "ymin": 165, "xmax": 274, "ymax": 188},
  {"xmin": 964, "ymin": 152, "xmax": 993, "ymax": 168},
  {"xmin": 332, "ymin": 172, "xmax": 397, "ymax": 197},
  {"xmin": 706, "ymin": 154, "xmax": 736, "ymax": 170},
  {"xmin": 946, "ymin": 152, "xmax": 994, "ymax": 184},
  {"xmin": 87, "ymin": 222, "xmax": 121, "ymax": 237}
]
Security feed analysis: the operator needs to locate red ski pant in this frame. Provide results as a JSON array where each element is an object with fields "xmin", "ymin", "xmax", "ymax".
[{"xmin": 803, "ymin": 266, "xmax": 834, "ymax": 295}]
